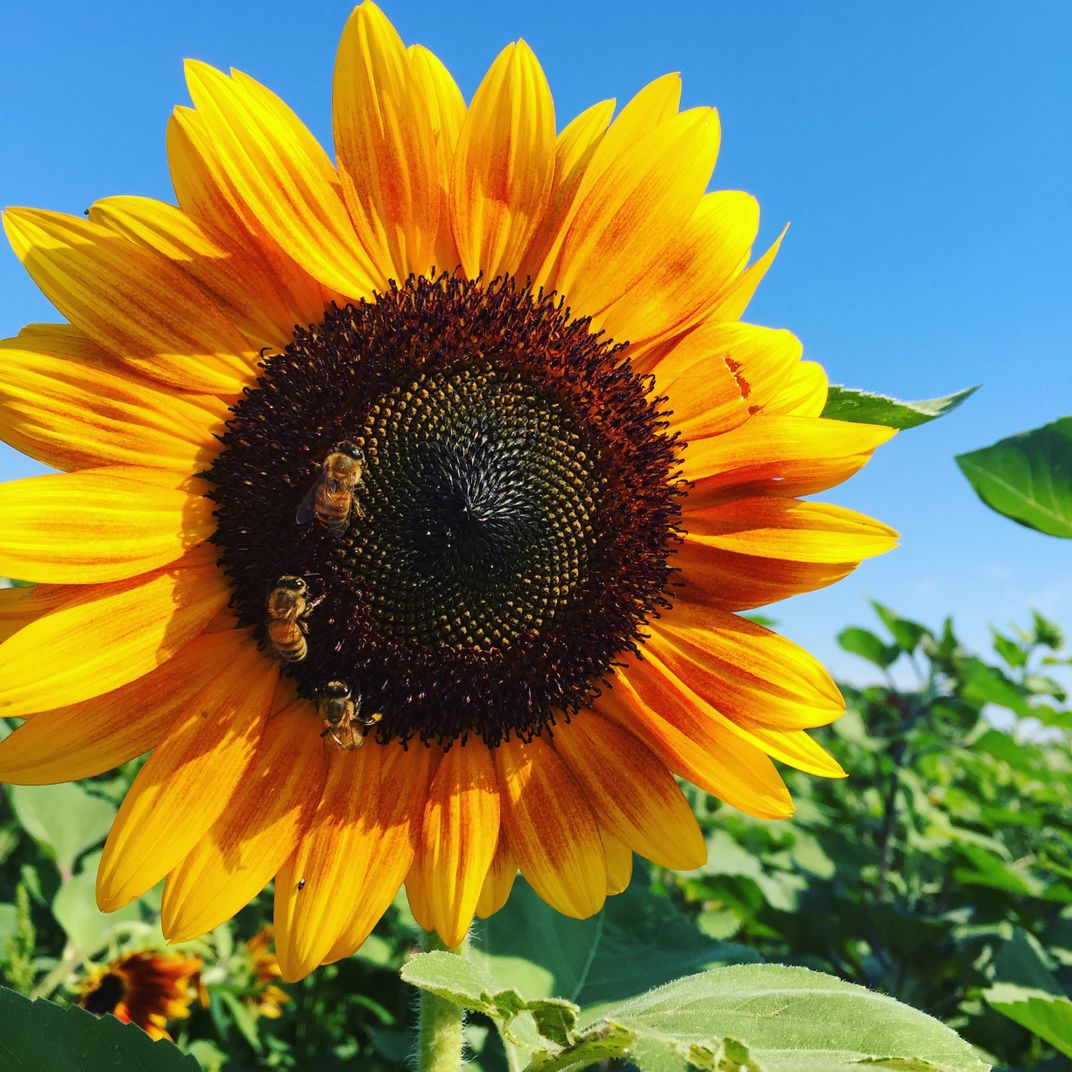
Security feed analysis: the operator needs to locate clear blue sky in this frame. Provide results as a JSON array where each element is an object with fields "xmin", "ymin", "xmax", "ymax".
[{"xmin": 1, "ymin": 1, "xmax": 1069, "ymax": 678}]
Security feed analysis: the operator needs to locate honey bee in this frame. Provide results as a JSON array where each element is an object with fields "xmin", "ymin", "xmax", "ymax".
[
  {"xmin": 317, "ymin": 680, "xmax": 383, "ymax": 751},
  {"xmin": 265, "ymin": 575, "xmax": 322, "ymax": 663},
  {"xmin": 296, "ymin": 442, "xmax": 365, "ymax": 537}
]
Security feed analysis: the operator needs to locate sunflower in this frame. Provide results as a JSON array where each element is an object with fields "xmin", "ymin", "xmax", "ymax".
[
  {"xmin": 78, "ymin": 949, "xmax": 202, "ymax": 1040},
  {"xmin": 0, "ymin": 3, "xmax": 896, "ymax": 981}
]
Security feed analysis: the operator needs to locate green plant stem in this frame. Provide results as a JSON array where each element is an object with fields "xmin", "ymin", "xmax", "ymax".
[{"xmin": 416, "ymin": 931, "xmax": 467, "ymax": 1072}]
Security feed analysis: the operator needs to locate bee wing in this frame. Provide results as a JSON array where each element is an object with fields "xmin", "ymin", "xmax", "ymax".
[{"xmin": 295, "ymin": 477, "xmax": 324, "ymax": 525}]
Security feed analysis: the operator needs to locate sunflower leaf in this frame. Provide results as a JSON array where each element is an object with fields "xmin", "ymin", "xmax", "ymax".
[
  {"xmin": 400, "ymin": 950, "xmax": 498, "ymax": 1016},
  {"xmin": 603, "ymin": 965, "xmax": 989, "ymax": 1072},
  {"xmin": 821, "ymin": 385, "xmax": 978, "ymax": 429},
  {"xmin": 955, "ymin": 418, "xmax": 1072, "ymax": 537},
  {"xmin": 471, "ymin": 870, "xmax": 758, "ymax": 1018},
  {"xmin": 0, "ymin": 985, "xmax": 200, "ymax": 1071},
  {"xmin": 7, "ymin": 783, "xmax": 116, "ymax": 880}
]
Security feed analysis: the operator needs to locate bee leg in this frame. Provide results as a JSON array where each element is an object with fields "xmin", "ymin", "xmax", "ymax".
[{"xmin": 302, "ymin": 594, "xmax": 325, "ymax": 617}]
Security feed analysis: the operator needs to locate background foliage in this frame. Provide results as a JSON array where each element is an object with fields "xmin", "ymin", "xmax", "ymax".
[{"xmin": 1, "ymin": 600, "xmax": 1069, "ymax": 1070}]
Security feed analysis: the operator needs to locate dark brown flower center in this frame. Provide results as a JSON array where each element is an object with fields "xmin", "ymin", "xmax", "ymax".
[{"xmin": 206, "ymin": 274, "xmax": 682, "ymax": 746}]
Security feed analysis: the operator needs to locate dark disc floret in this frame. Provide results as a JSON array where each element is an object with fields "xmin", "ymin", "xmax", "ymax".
[{"xmin": 206, "ymin": 273, "xmax": 682, "ymax": 746}]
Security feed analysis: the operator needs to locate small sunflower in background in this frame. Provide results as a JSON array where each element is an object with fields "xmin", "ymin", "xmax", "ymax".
[
  {"xmin": 78, "ymin": 950, "xmax": 202, "ymax": 1040},
  {"xmin": 242, "ymin": 927, "xmax": 289, "ymax": 1021},
  {"xmin": 0, "ymin": 2, "xmax": 896, "ymax": 980}
]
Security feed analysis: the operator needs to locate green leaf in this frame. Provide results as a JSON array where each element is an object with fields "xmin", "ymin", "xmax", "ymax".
[
  {"xmin": 871, "ymin": 602, "xmax": 928, "ymax": 653},
  {"xmin": 983, "ymin": 984, "xmax": 1072, "ymax": 1058},
  {"xmin": 956, "ymin": 418, "xmax": 1072, "ymax": 537},
  {"xmin": 400, "ymin": 950, "xmax": 497, "ymax": 1016},
  {"xmin": 0, "ymin": 986, "xmax": 200, "ymax": 1071},
  {"xmin": 989, "ymin": 628, "xmax": 1028, "ymax": 670},
  {"xmin": 8, "ymin": 783, "xmax": 116, "ymax": 878},
  {"xmin": 51, "ymin": 853, "xmax": 142, "ymax": 955},
  {"xmin": 837, "ymin": 627, "xmax": 900, "ymax": 668},
  {"xmin": 471, "ymin": 872, "xmax": 758, "ymax": 1018},
  {"xmin": 821, "ymin": 384, "xmax": 978, "ymax": 429},
  {"xmin": 607, "ymin": 965, "xmax": 988, "ymax": 1072}
]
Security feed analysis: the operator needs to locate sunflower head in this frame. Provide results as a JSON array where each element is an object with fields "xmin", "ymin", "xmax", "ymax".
[
  {"xmin": 0, "ymin": 0, "xmax": 897, "ymax": 982},
  {"xmin": 79, "ymin": 950, "xmax": 202, "ymax": 1041}
]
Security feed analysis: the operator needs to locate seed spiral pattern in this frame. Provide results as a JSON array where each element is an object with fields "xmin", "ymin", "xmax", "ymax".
[{"xmin": 206, "ymin": 274, "xmax": 683, "ymax": 746}]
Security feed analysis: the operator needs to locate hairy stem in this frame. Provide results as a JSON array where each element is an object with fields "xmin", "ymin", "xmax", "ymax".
[{"xmin": 416, "ymin": 931, "xmax": 467, "ymax": 1072}]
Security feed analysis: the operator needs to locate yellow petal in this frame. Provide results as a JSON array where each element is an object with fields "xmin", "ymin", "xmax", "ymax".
[
  {"xmin": 685, "ymin": 496, "xmax": 899, "ymax": 565},
  {"xmin": 0, "ymin": 583, "xmax": 76, "ymax": 646},
  {"xmin": 0, "ymin": 467, "xmax": 215, "ymax": 584},
  {"xmin": 0, "ymin": 324, "xmax": 226, "ymax": 473},
  {"xmin": 166, "ymin": 107, "xmax": 327, "ymax": 324},
  {"xmin": 183, "ymin": 61, "xmax": 382, "ymax": 299},
  {"xmin": 2, "ymin": 208, "xmax": 256, "ymax": 394},
  {"xmin": 96, "ymin": 637, "xmax": 276, "ymax": 909},
  {"xmin": 549, "ymin": 107, "xmax": 719, "ymax": 324},
  {"xmin": 763, "ymin": 359, "xmax": 829, "ymax": 417},
  {"xmin": 450, "ymin": 40, "xmax": 556, "ymax": 279},
  {"xmin": 276, "ymin": 741, "xmax": 432, "ymax": 978},
  {"xmin": 702, "ymin": 224, "xmax": 788, "ymax": 323},
  {"xmin": 334, "ymin": 1, "xmax": 441, "ymax": 278},
  {"xmin": 161, "ymin": 701, "xmax": 327, "ymax": 942},
  {"xmin": 647, "ymin": 609, "xmax": 844, "ymax": 730},
  {"xmin": 495, "ymin": 736, "xmax": 606, "ymax": 919},
  {"xmin": 521, "ymin": 97, "xmax": 615, "ymax": 282},
  {"xmin": 406, "ymin": 44, "xmax": 466, "ymax": 271},
  {"xmin": 405, "ymin": 858, "xmax": 435, "ymax": 932},
  {"xmin": 599, "ymin": 191, "xmax": 760, "ymax": 346},
  {"xmin": 475, "ymin": 834, "xmax": 517, "ymax": 919},
  {"xmin": 682, "ymin": 415, "xmax": 896, "ymax": 505},
  {"xmin": 0, "ymin": 558, "xmax": 229, "ymax": 718},
  {"xmin": 89, "ymin": 196, "xmax": 308, "ymax": 351},
  {"xmin": 0, "ymin": 631, "xmax": 252, "ymax": 784},
  {"xmin": 552, "ymin": 713, "xmax": 706, "ymax": 870},
  {"xmin": 673, "ymin": 535, "xmax": 860, "ymax": 611},
  {"xmin": 414, "ymin": 743, "xmax": 501, "ymax": 948},
  {"xmin": 599, "ymin": 654, "xmax": 794, "ymax": 819},
  {"xmin": 655, "ymin": 321, "xmax": 803, "ymax": 438},
  {"xmin": 602, "ymin": 831, "xmax": 633, "ymax": 895}
]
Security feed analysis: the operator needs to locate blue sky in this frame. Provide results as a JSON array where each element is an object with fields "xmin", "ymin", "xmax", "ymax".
[{"xmin": 1, "ymin": 1, "xmax": 1069, "ymax": 678}]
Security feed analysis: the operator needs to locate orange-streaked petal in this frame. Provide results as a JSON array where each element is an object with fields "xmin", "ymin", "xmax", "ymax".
[
  {"xmin": 0, "ymin": 559, "xmax": 229, "ymax": 718},
  {"xmin": 602, "ymin": 831, "xmax": 633, "ymax": 895},
  {"xmin": 684, "ymin": 496, "xmax": 899, "ymax": 565},
  {"xmin": 166, "ymin": 107, "xmax": 328, "ymax": 326},
  {"xmin": 96, "ymin": 638, "xmax": 276, "ymax": 910},
  {"xmin": 682, "ymin": 415, "xmax": 896, "ymax": 505},
  {"xmin": 2, "ymin": 208, "xmax": 256, "ymax": 394},
  {"xmin": 552, "ymin": 713, "xmax": 706, "ymax": 870},
  {"xmin": 161, "ymin": 701, "xmax": 327, "ymax": 942},
  {"xmin": 599, "ymin": 190, "xmax": 760, "ymax": 347},
  {"xmin": 182, "ymin": 62, "xmax": 382, "ymax": 299},
  {"xmin": 0, "ymin": 631, "xmax": 254, "ymax": 784},
  {"xmin": 89, "ymin": 196, "xmax": 308, "ymax": 351},
  {"xmin": 655, "ymin": 321, "xmax": 803, "ymax": 438},
  {"xmin": 405, "ymin": 858, "xmax": 435, "ymax": 932},
  {"xmin": 549, "ymin": 107, "xmax": 719, "ymax": 324},
  {"xmin": 0, "ymin": 324, "xmax": 226, "ymax": 474},
  {"xmin": 521, "ymin": 97, "xmax": 615, "ymax": 282},
  {"xmin": 414, "ymin": 742, "xmax": 500, "ymax": 947},
  {"xmin": 0, "ymin": 583, "xmax": 75, "ymax": 646},
  {"xmin": 702, "ymin": 224, "xmax": 788, "ymax": 323},
  {"xmin": 450, "ymin": 40, "xmax": 555, "ymax": 279},
  {"xmin": 334, "ymin": 1, "xmax": 441, "ymax": 279},
  {"xmin": 648, "ymin": 609, "xmax": 844, "ymax": 730},
  {"xmin": 599, "ymin": 655, "xmax": 794, "ymax": 819},
  {"xmin": 495, "ymin": 736, "xmax": 605, "ymax": 919},
  {"xmin": 324, "ymin": 741, "xmax": 433, "ymax": 964},
  {"xmin": 763, "ymin": 359, "xmax": 829, "ymax": 417},
  {"xmin": 0, "ymin": 468, "xmax": 215, "ymax": 584},
  {"xmin": 672, "ymin": 535, "xmax": 860, "ymax": 611},
  {"xmin": 475, "ymin": 833, "xmax": 516, "ymax": 919},
  {"xmin": 406, "ymin": 43, "xmax": 466, "ymax": 271},
  {"xmin": 276, "ymin": 741, "xmax": 431, "ymax": 978}
]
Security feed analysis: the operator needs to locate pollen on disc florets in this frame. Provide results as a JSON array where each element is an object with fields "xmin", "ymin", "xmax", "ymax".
[{"xmin": 206, "ymin": 273, "xmax": 683, "ymax": 747}]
